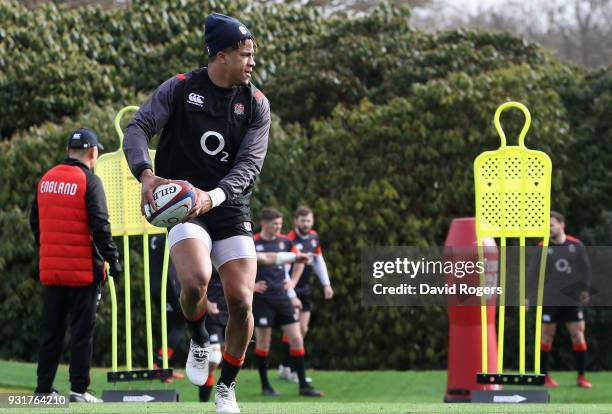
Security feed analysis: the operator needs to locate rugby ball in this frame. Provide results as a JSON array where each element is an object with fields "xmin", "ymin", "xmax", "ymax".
[{"xmin": 144, "ymin": 180, "xmax": 196, "ymax": 227}]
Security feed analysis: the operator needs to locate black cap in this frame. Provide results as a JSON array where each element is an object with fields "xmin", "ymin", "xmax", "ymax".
[
  {"xmin": 67, "ymin": 128, "xmax": 104, "ymax": 150},
  {"xmin": 204, "ymin": 13, "xmax": 253, "ymax": 57}
]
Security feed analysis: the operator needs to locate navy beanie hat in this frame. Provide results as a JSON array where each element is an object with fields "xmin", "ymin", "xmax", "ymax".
[{"xmin": 204, "ymin": 13, "xmax": 253, "ymax": 57}]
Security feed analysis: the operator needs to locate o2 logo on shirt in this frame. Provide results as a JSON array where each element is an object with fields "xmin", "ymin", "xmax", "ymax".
[
  {"xmin": 555, "ymin": 258, "xmax": 572, "ymax": 274},
  {"xmin": 200, "ymin": 131, "xmax": 229, "ymax": 162}
]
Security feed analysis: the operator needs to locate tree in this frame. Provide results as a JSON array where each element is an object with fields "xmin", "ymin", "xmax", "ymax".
[
  {"xmin": 255, "ymin": 0, "xmax": 432, "ymax": 16},
  {"xmin": 412, "ymin": 0, "xmax": 612, "ymax": 68}
]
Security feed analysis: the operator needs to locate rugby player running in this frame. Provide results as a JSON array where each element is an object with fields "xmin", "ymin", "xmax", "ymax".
[{"xmin": 123, "ymin": 13, "xmax": 270, "ymax": 413}]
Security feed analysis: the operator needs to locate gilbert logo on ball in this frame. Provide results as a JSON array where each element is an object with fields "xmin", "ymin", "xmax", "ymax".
[{"xmin": 144, "ymin": 180, "xmax": 196, "ymax": 227}]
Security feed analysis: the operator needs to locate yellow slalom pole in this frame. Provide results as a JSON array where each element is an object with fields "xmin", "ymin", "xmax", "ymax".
[
  {"xmin": 519, "ymin": 236, "xmax": 526, "ymax": 374},
  {"xmin": 496, "ymin": 151, "xmax": 508, "ymax": 376},
  {"xmin": 497, "ymin": 237, "xmax": 506, "ymax": 373},
  {"xmin": 118, "ymin": 105, "xmax": 135, "ymax": 372},
  {"xmin": 161, "ymin": 236, "xmax": 170, "ymax": 369},
  {"xmin": 143, "ymin": 234, "xmax": 154, "ymax": 370},
  {"xmin": 534, "ymin": 235, "xmax": 550, "ymax": 373},
  {"xmin": 108, "ymin": 268, "xmax": 118, "ymax": 373},
  {"xmin": 123, "ymin": 235, "xmax": 132, "ymax": 371},
  {"xmin": 478, "ymin": 242, "xmax": 487, "ymax": 373}
]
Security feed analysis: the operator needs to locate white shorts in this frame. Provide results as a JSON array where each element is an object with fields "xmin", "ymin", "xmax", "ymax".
[{"xmin": 167, "ymin": 222, "xmax": 256, "ymax": 269}]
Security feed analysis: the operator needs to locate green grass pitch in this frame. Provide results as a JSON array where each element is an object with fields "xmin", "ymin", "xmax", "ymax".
[{"xmin": 0, "ymin": 360, "xmax": 610, "ymax": 413}]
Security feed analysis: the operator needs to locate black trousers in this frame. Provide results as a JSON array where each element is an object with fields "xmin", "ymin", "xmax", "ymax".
[
  {"xmin": 35, "ymin": 283, "xmax": 100, "ymax": 394},
  {"xmin": 149, "ymin": 235, "xmax": 185, "ymax": 356}
]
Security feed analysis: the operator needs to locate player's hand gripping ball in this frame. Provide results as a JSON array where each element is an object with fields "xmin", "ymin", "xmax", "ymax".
[{"xmin": 144, "ymin": 180, "xmax": 196, "ymax": 227}]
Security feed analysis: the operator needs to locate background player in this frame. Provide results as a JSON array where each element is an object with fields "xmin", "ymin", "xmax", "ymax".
[
  {"xmin": 253, "ymin": 208, "xmax": 323, "ymax": 397},
  {"xmin": 200, "ymin": 269, "xmax": 229, "ymax": 402},
  {"xmin": 532, "ymin": 211, "xmax": 593, "ymax": 388},
  {"xmin": 279, "ymin": 206, "xmax": 333, "ymax": 382}
]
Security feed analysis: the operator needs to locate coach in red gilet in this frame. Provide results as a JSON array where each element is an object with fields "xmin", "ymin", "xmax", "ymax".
[{"xmin": 30, "ymin": 128, "xmax": 121, "ymax": 403}]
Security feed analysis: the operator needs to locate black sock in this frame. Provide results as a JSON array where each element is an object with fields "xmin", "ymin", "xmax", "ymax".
[
  {"xmin": 281, "ymin": 335, "xmax": 291, "ymax": 368},
  {"xmin": 199, "ymin": 385, "xmax": 212, "ymax": 401},
  {"xmin": 256, "ymin": 350, "xmax": 271, "ymax": 389},
  {"xmin": 218, "ymin": 352, "xmax": 243, "ymax": 386},
  {"xmin": 574, "ymin": 351, "xmax": 586, "ymax": 376},
  {"xmin": 290, "ymin": 348, "xmax": 308, "ymax": 388},
  {"xmin": 199, "ymin": 372, "xmax": 215, "ymax": 402},
  {"xmin": 184, "ymin": 312, "xmax": 209, "ymax": 345},
  {"xmin": 573, "ymin": 348, "xmax": 586, "ymax": 375}
]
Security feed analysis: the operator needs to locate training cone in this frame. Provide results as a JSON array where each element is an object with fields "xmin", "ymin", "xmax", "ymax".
[{"xmin": 444, "ymin": 217, "xmax": 500, "ymax": 402}]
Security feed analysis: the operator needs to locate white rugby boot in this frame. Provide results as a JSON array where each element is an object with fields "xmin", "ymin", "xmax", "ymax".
[
  {"xmin": 68, "ymin": 390, "xmax": 103, "ymax": 403},
  {"xmin": 186, "ymin": 339, "xmax": 211, "ymax": 386},
  {"xmin": 215, "ymin": 381, "xmax": 240, "ymax": 413}
]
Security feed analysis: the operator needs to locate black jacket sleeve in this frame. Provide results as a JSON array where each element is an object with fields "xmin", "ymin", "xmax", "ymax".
[
  {"xmin": 86, "ymin": 173, "xmax": 119, "ymax": 263},
  {"xmin": 123, "ymin": 76, "xmax": 180, "ymax": 180},
  {"xmin": 29, "ymin": 191, "xmax": 39, "ymax": 245}
]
